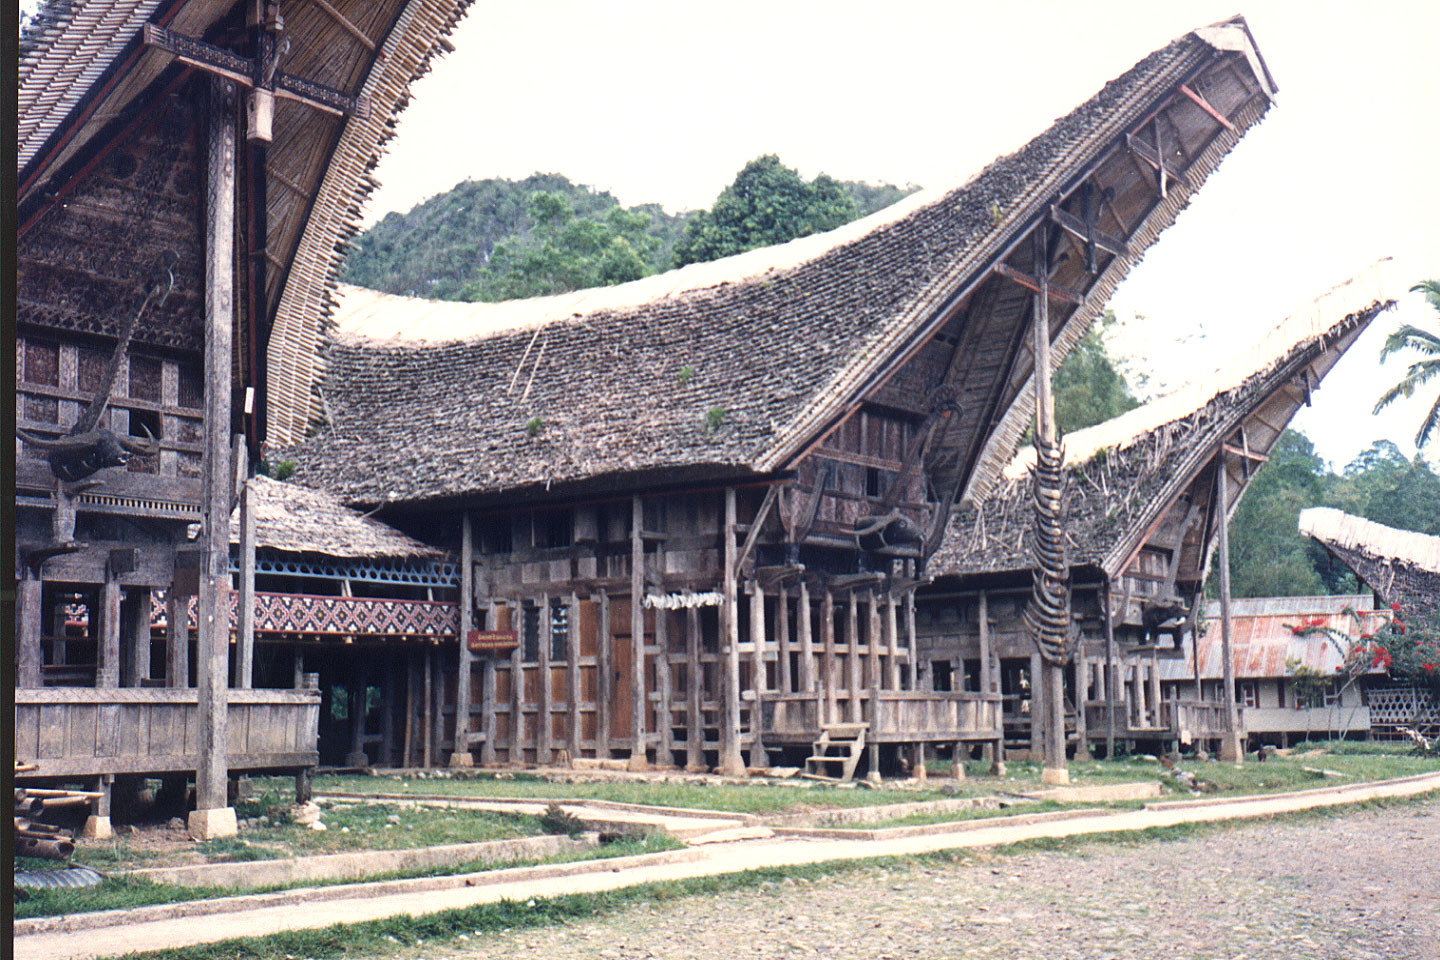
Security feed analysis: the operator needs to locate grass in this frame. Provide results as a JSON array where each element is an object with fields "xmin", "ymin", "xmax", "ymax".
[
  {"xmin": 14, "ymin": 834, "xmax": 683, "ymax": 921},
  {"xmin": 96, "ymin": 792, "xmax": 1440, "ymax": 960}
]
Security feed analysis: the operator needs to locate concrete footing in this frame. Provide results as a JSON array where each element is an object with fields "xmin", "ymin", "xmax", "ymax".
[
  {"xmin": 1041, "ymin": 766, "xmax": 1071, "ymax": 786},
  {"xmin": 80, "ymin": 816, "xmax": 112, "ymax": 840},
  {"xmin": 188, "ymin": 806, "xmax": 238, "ymax": 840}
]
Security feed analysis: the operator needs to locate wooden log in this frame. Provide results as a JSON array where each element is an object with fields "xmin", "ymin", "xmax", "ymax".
[
  {"xmin": 748, "ymin": 581, "xmax": 766, "ymax": 767},
  {"xmin": 166, "ymin": 593, "xmax": 190, "ymax": 688},
  {"xmin": 509, "ymin": 601, "xmax": 524, "ymax": 763},
  {"xmin": 847, "ymin": 592, "xmax": 862, "ymax": 723},
  {"xmin": 718, "ymin": 488, "xmax": 745, "ymax": 776},
  {"xmin": 422, "ymin": 645, "xmax": 434, "ymax": 768},
  {"xmin": 482, "ymin": 602, "xmax": 498, "ymax": 765},
  {"xmin": 452, "ymin": 511, "xmax": 474, "ymax": 766},
  {"xmin": 236, "ymin": 458, "xmax": 255, "ymax": 690},
  {"xmin": 1216, "ymin": 457, "xmax": 1243, "ymax": 761},
  {"xmin": 629, "ymin": 496, "xmax": 647, "ymax": 769},
  {"xmin": 776, "ymin": 584, "xmax": 792, "ymax": 695},
  {"xmin": 567, "ymin": 593, "xmax": 581, "ymax": 761},
  {"xmin": 98, "ymin": 575, "xmax": 121, "ymax": 689},
  {"xmin": 884, "ymin": 593, "xmax": 900, "ymax": 690},
  {"xmin": 657, "ymin": 604, "xmax": 673, "ymax": 765},
  {"xmin": 821, "ymin": 588, "xmax": 837, "ymax": 725},
  {"xmin": 798, "ymin": 581, "xmax": 814, "ymax": 695},
  {"xmin": 17, "ymin": 576, "xmax": 42, "ymax": 688},
  {"xmin": 380, "ymin": 667, "xmax": 396, "ymax": 766},
  {"xmin": 685, "ymin": 605, "xmax": 703, "ymax": 771},
  {"xmin": 194, "ymin": 76, "xmax": 237, "ymax": 824},
  {"xmin": 402, "ymin": 651, "xmax": 416, "ymax": 768},
  {"xmin": 538, "ymin": 593, "xmax": 553, "ymax": 765},
  {"xmin": 15, "ymin": 836, "xmax": 74, "ymax": 859},
  {"xmin": 597, "ymin": 591, "xmax": 611, "ymax": 758},
  {"xmin": 125, "ymin": 587, "xmax": 152, "ymax": 687},
  {"xmin": 431, "ymin": 646, "xmax": 445, "ymax": 762}
]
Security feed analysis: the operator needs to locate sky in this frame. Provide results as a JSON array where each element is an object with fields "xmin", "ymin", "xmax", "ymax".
[{"xmin": 21, "ymin": 1, "xmax": 1437, "ymax": 468}]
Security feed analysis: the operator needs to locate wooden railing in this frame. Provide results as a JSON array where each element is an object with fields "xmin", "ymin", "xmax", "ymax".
[
  {"xmin": 1174, "ymin": 700, "xmax": 1237, "ymax": 741},
  {"xmin": 1083, "ymin": 700, "xmax": 1174, "ymax": 735},
  {"xmin": 762, "ymin": 690, "xmax": 1002, "ymax": 742},
  {"xmin": 14, "ymin": 687, "xmax": 321, "ymax": 778}
]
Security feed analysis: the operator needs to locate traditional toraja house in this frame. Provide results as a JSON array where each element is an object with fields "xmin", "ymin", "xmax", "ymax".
[
  {"xmin": 14, "ymin": 0, "xmax": 471, "ymax": 837},
  {"xmin": 919, "ymin": 264, "xmax": 1395, "ymax": 761},
  {"xmin": 1156, "ymin": 595, "xmax": 1387, "ymax": 747},
  {"xmin": 283, "ymin": 18, "xmax": 1279, "ymax": 778},
  {"xmin": 1299, "ymin": 508, "xmax": 1440, "ymax": 737}
]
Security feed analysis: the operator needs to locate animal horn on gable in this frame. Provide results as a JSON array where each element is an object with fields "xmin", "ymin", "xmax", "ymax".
[
  {"xmin": 118, "ymin": 420, "xmax": 161, "ymax": 457},
  {"xmin": 16, "ymin": 428, "xmax": 94, "ymax": 454}
]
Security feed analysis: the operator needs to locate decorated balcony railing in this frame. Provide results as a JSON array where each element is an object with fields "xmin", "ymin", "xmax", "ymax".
[{"xmin": 147, "ymin": 591, "xmax": 459, "ymax": 639}]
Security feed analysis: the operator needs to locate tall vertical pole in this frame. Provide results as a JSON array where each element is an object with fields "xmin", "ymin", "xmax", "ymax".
[
  {"xmin": 718, "ymin": 488, "xmax": 746, "ymax": 776},
  {"xmin": 191, "ymin": 76, "xmax": 237, "ymax": 840},
  {"xmin": 17, "ymin": 575, "xmax": 43, "ymax": 688},
  {"xmin": 629, "ymin": 496, "xmax": 649, "ymax": 770},
  {"xmin": 167, "ymin": 593, "xmax": 190, "ymax": 687},
  {"xmin": 1103, "ymin": 582, "xmax": 1117, "ymax": 760},
  {"xmin": 452, "ymin": 511, "xmax": 474, "ymax": 766},
  {"xmin": 236, "ymin": 444, "xmax": 255, "ymax": 689},
  {"xmin": 1216, "ymin": 456, "xmax": 1243, "ymax": 762},
  {"xmin": 748, "ymin": 581, "xmax": 767, "ymax": 767}
]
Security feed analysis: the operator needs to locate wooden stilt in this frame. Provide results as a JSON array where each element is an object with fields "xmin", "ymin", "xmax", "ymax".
[
  {"xmin": 236, "ymin": 462, "xmax": 256, "ymax": 690},
  {"xmin": 905, "ymin": 591, "xmax": 918, "ymax": 683},
  {"xmin": 380, "ymin": 668, "xmax": 396, "ymax": 767},
  {"xmin": 567, "ymin": 593, "xmax": 582, "ymax": 762},
  {"xmin": 597, "ymin": 592, "xmax": 611, "ymax": 758},
  {"xmin": 748, "ymin": 581, "xmax": 767, "ymax": 768},
  {"xmin": 125, "ymin": 588, "xmax": 152, "ymax": 686},
  {"xmin": 17, "ymin": 576, "xmax": 42, "ymax": 688},
  {"xmin": 167, "ymin": 594, "xmax": 190, "ymax": 688},
  {"xmin": 451, "ymin": 511, "xmax": 474, "ymax": 766},
  {"xmin": 821, "ymin": 588, "xmax": 837, "ymax": 725},
  {"xmin": 718, "ymin": 488, "xmax": 745, "ymax": 776},
  {"xmin": 798, "ymin": 581, "xmax": 814, "ymax": 695},
  {"xmin": 1104, "ymin": 583, "xmax": 1118, "ymax": 760},
  {"xmin": 884, "ymin": 594, "xmax": 900, "ymax": 690},
  {"xmin": 538, "ymin": 592, "xmax": 554, "ymax": 766},
  {"xmin": 403, "ymin": 650, "xmax": 415, "ymax": 768},
  {"xmin": 776, "ymin": 585, "xmax": 792, "ymax": 694},
  {"xmin": 482, "ymin": 611, "xmax": 498, "ymax": 765},
  {"xmin": 656, "ymin": 605, "xmax": 673, "ymax": 766},
  {"xmin": 98, "ymin": 574, "xmax": 121, "ymax": 688},
  {"xmin": 422, "ymin": 645, "xmax": 434, "ymax": 768},
  {"xmin": 685, "ymin": 606, "xmax": 703, "ymax": 771},
  {"xmin": 1148, "ymin": 648, "xmax": 1163, "ymax": 734},
  {"xmin": 629, "ymin": 497, "xmax": 648, "ymax": 770},
  {"xmin": 346, "ymin": 675, "xmax": 368, "ymax": 768},
  {"xmin": 509, "ymin": 602, "xmax": 524, "ymax": 763},
  {"xmin": 1074, "ymin": 655, "xmax": 1091, "ymax": 760},
  {"xmin": 846, "ymin": 592, "xmax": 862, "ymax": 723}
]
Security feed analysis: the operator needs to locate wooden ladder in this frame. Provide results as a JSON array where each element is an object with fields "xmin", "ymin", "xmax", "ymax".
[{"xmin": 803, "ymin": 723, "xmax": 868, "ymax": 782}]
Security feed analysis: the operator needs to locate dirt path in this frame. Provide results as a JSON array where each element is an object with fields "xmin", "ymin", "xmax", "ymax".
[
  {"xmin": 445, "ymin": 799, "xmax": 1440, "ymax": 960},
  {"xmin": 15, "ymin": 774, "xmax": 1440, "ymax": 960}
]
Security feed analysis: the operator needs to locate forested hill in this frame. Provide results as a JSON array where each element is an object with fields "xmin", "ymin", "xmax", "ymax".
[{"xmin": 342, "ymin": 161, "xmax": 917, "ymax": 302}]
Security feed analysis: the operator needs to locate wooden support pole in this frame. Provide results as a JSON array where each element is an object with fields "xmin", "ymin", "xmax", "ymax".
[
  {"xmin": 98, "ymin": 575, "xmax": 121, "ymax": 689},
  {"xmin": 17, "ymin": 576, "xmax": 43, "ymax": 688},
  {"xmin": 748, "ymin": 581, "xmax": 767, "ymax": 768},
  {"xmin": 422, "ymin": 644, "xmax": 434, "ymax": 768},
  {"xmin": 685, "ymin": 605, "xmax": 703, "ymax": 771},
  {"xmin": 1216, "ymin": 457, "xmax": 1243, "ymax": 762},
  {"xmin": 482, "ymin": 604, "xmax": 498, "ymax": 765},
  {"xmin": 380, "ymin": 666, "xmax": 396, "ymax": 766},
  {"xmin": 597, "ymin": 592, "xmax": 611, "ymax": 758},
  {"xmin": 451, "ymin": 512, "xmax": 474, "ymax": 766},
  {"xmin": 846, "ymin": 592, "xmax": 862, "ymax": 723},
  {"xmin": 346, "ymin": 674, "xmax": 368, "ymax": 767},
  {"xmin": 191, "ymin": 76, "xmax": 237, "ymax": 839},
  {"xmin": 1148, "ymin": 647, "xmax": 1162, "ymax": 732},
  {"xmin": 884, "ymin": 593, "xmax": 899, "ymax": 690},
  {"xmin": 905, "ymin": 591, "xmax": 918, "ymax": 684},
  {"xmin": 718, "ymin": 488, "xmax": 745, "ymax": 776},
  {"xmin": 1104, "ymin": 583, "xmax": 1117, "ymax": 760},
  {"xmin": 538, "ymin": 592, "xmax": 553, "ymax": 766},
  {"xmin": 236, "ymin": 454, "xmax": 255, "ymax": 690},
  {"xmin": 797, "ymin": 581, "xmax": 814, "ymax": 695},
  {"xmin": 868, "ymin": 593, "xmax": 882, "ymax": 774},
  {"xmin": 629, "ymin": 496, "xmax": 648, "ymax": 770},
  {"xmin": 821, "ymin": 589, "xmax": 837, "ymax": 725},
  {"xmin": 657, "ymin": 605, "xmax": 673, "ymax": 766},
  {"xmin": 509, "ymin": 602, "xmax": 523, "ymax": 763},
  {"xmin": 776, "ymin": 584, "xmax": 792, "ymax": 695},
  {"xmin": 1073, "ymin": 653, "xmax": 1091, "ymax": 760},
  {"xmin": 403, "ymin": 651, "xmax": 416, "ymax": 768},
  {"xmin": 167, "ymin": 594, "xmax": 190, "ymax": 687},
  {"xmin": 125, "ymin": 588, "xmax": 151, "ymax": 686},
  {"xmin": 568, "ymin": 593, "xmax": 582, "ymax": 762},
  {"xmin": 432, "ymin": 646, "xmax": 444, "ymax": 762},
  {"xmin": 1029, "ymin": 650, "xmax": 1043, "ymax": 760}
]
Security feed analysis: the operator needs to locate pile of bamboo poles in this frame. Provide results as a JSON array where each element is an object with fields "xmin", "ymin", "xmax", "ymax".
[{"xmin": 13, "ymin": 762, "xmax": 94, "ymax": 860}]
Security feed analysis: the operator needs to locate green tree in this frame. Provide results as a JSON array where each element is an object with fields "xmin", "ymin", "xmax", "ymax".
[
  {"xmin": 1052, "ymin": 310, "xmax": 1140, "ymax": 434},
  {"xmin": 1373, "ymin": 279, "xmax": 1440, "ymax": 449},
  {"xmin": 673, "ymin": 155, "xmax": 861, "ymax": 267},
  {"xmin": 1223, "ymin": 431, "xmax": 1329, "ymax": 597}
]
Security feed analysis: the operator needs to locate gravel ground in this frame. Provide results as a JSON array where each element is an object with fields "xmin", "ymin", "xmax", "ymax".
[{"xmin": 416, "ymin": 799, "xmax": 1440, "ymax": 960}]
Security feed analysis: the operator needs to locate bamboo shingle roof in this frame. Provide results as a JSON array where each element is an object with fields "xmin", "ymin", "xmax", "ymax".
[
  {"xmin": 288, "ymin": 17, "xmax": 1277, "ymax": 508},
  {"xmin": 1300, "ymin": 508, "xmax": 1440, "ymax": 618},
  {"xmin": 931, "ymin": 265, "xmax": 1396, "ymax": 580},
  {"xmin": 18, "ymin": 0, "xmax": 473, "ymax": 445},
  {"xmin": 229, "ymin": 475, "xmax": 441, "ymax": 560}
]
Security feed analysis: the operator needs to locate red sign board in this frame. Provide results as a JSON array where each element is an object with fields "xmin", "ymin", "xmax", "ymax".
[{"xmin": 467, "ymin": 629, "xmax": 518, "ymax": 653}]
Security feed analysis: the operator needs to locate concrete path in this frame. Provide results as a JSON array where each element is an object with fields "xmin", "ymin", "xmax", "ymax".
[{"xmin": 16, "ymin": 772, "xmax": 1440, "ymax": 960}]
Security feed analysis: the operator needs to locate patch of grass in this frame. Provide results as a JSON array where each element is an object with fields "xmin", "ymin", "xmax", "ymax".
[
  {"xmin": 14, "ymin": 834, "xmax": 684, "ymax": 921},
  {"xmin": 853, "ymin": 799, "xmax": 1070, "ymax": 830}
]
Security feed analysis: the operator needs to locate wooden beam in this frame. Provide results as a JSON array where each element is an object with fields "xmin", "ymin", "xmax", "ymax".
[
  {"xmin": 509, "ymin": 602, "xmax": 524, "ymax": 763},
  {"xmin": 166, "ymin": 593, "xmax": 189, "ymax": 688},
  {"xmin": 481, "ymin": 603, "xmax": 498, "ymax": 766},
  {"xmin": 236, "ymin": 457, "xmax": 255, "ymax": 690},
  {"xmin": 451, "ymin": 511, "xmax": 474, "ymax": 765},
  {"xmin": 776, "ymin": 584, "xmax": 792, "ymax": 695},
  {"xmin": 846, "ymin": 592, "xmax": 862, "ymax": 724},
  {"xmin": 403, "ymin": 652, "xmax": 415, "ymax": 768},
  {"xmin": 884, "ymin": 593, "xmax": 900, "ymax": 691},
  {"xmin": 538, "ymin": 592, "xmax": 553, "ymax": 766},
  {"xmin": 630, "ymin": 496, "xmax": 648, "ymax": 769},
  {"xmin": 1179, "ymin": 83, "xmax": 1236, "ymax": 132},
  {"xmin": 1222, "ymin": 443, "xmax": 1269, "ymax": 463},
  {"xmin": 192, "ymin": 77, "xmax": 237, "ymax": 829},
  {"xmin": 992, "ymin": 262, "xmax": 1085, "ymax": 306},
  {"xmin": 17, "ymin": 577, "xmax": 42, "ymax": 688},
  {"xmin": 125, "ymin": 587, "xmax": 151, "ymax": 686},
  {"xmin": 719, "ymin": 488, "xmax": 745, "ymax": 776},
  {"xmin": 749, "ymin": 581, "xmax": 767, "ymax": 767},
  {"xmin": 308, "ymin": 0, "xmax": 376, "ymax": 50},
  {"xmin": 734, "ymin": 484, "xmax": 779, "ymax": 574},
  {"xmin": 1125, "ymin": 133, "xmax": 1191, "ymax": 189},
  {"xmin": 685, "ymin": 605, "xmax": 702, "ymax": 771},
  {"xmin": 821, "ymin": 588, "xmax": 837, "ymax": 725},
  {"xmin": 597, "ymin": 592, "xmax": 611, "ymax": 758},
  {"xmin": 422, "ymin": 645, "xmax": 433, "ymax": 767},
  {"xmin": 1048, "ymin": 204, "xmax": 1130, "ymax": 257},
  {"xmin": 568, "ymin": 592, "xmax": 582, "ymax": 761},
  {"xmin": 657, "ymin": 601, "xmax": 673, "ymax": 765}
]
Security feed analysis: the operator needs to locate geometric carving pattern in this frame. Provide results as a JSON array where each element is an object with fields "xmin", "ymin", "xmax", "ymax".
[{"xmin": 145, "ymin": 592, "xmax": 458, "ymax": 639}]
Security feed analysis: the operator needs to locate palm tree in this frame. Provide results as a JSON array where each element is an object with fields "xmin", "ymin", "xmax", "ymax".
[{"xmin": 1374, "ymin": 280, "xmax": 1440, "ymax": 449}]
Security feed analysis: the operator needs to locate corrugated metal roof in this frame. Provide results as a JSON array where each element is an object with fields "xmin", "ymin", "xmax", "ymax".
[{"xmin": 1159, "ymin": 595, "xmax": 1387, "ymax": 681}]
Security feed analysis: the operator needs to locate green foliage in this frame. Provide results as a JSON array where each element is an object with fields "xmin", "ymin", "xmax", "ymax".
[
  {"xmin": 673, "ymin": 155, "xmax": 912, "ymax": 267},
  {"xmin": 1052, "ymin": 310, "xmax": 1141, "ymax": 434},
  {"xmin": 704, "ymin": 406, "xmax": 727, "ymax": 435},
  {"xmin": 1358, "ymin": 604, "xmax": 1440, "ymax": 690},
  {"xmin": 537, "ymin": 803, "xmax": 586, "ymax": 838},
  {"xmin": 525, "ymin": 416, "xmax": 544, "ymax": 437},
  {"xmin": 1374, "ymin": 280, "xmax": 1440, "ymax": 449},
  {"xmin": 676, "ymin": 364, "xmax": 694, "ymax": 384},
  {"xmin": 343, "ymin": 174, "xmax": 690, "ymax": 301}
]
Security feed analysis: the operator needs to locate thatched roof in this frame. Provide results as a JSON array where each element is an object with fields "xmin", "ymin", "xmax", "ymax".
[
  {"xmin": 1300, "ymin": 508, "xmax": 1440, "ymax": 618},
  {"xmin": 1157, "ymin": 594, "xmax": 1385, "ymax": 681},
  {"xmin": 230, "ymin": 476, "xmax": 441, "ymax": 560},
  {"xmin": 18, "ymin": 0, "xmax": 473, "ymax": 445},
  {"xmin": 289, "ymin": 18, "xmax": 1276, "ymax": 508},
  {"xmin": 932, "ymin": 264, "xmax": 1396, "ymax": 580}
]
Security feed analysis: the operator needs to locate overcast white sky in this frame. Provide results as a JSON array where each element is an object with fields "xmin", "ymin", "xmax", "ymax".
[{"xmin": 24, "ymin": 1, "xmax": 1436, "ymax": 468}]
